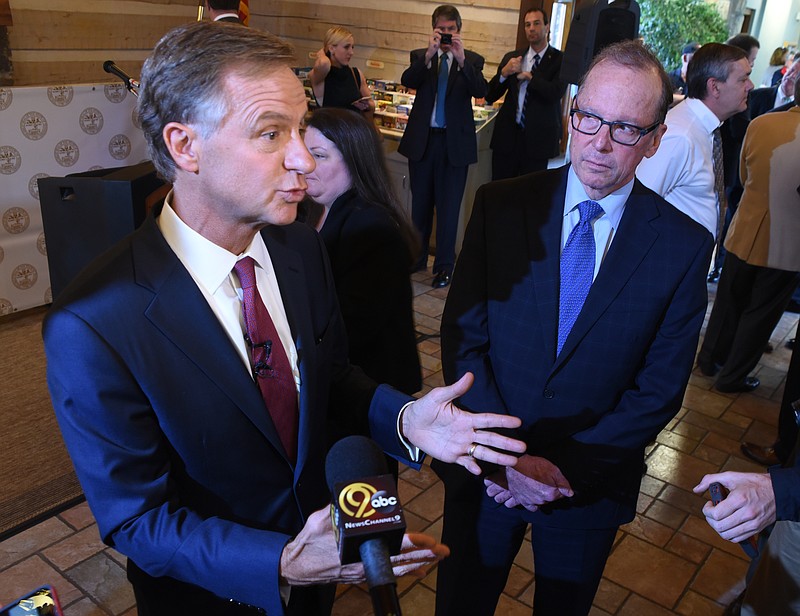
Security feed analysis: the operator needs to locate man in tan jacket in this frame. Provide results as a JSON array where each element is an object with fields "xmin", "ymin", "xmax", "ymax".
[{"xmin": 697, "ymin": 78, "xmax": 800, "ymax": 393}]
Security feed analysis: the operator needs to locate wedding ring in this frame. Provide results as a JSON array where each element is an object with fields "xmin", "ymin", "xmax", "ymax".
[{"xmin": 467, "ymin": 443, "xmax": 477, "ymax": 458}]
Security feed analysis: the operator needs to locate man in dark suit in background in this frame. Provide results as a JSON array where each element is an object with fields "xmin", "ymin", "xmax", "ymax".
[
  {"xmin": 399, "ymin": 4, "xmax": 487, "ymax": 288},
  {"xmin": 436, "ymin": 40, "xmax": 713, "ymax": 615},
  {"xmin": 485, "ymin": 7, "xmax": 566, "ymax": 180},
  {"xmin": 205, "ymin": 0, "xmax": 242, "ymax": 23},
  {"xmin": 43, "ymin": 22, "xmax": 526, "ymax": 616}
]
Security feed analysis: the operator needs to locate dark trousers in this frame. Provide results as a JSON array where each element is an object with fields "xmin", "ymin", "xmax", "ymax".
[
  {"xmin": 128, "ymin": 559, "xmax": 335, "ymax": 616},
  {"xmin": 408, "ymin": 131, "xmax": 468, "ymax": 274},
  {"xmin": 491, "ymin": 128, "xmax": 549, "ymax": 181},
  {"xmin": 698, "ymin": 253, "xmax": 800, "ymax": 388},
  {"xmin": 434, "ymin": 477, "xmax": 617, "ymax": 616},
  {"xmin": 713, "ymin": 183, "xmax": 743, "ymax": 272}
]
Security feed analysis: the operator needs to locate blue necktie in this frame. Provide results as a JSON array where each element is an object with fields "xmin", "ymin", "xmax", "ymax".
[
  {"xmin": 557, "ymin": 200, "xmax": 604, "ymax": 355},
  {"xmin": 435, "ymin": 53, "xmax": 449, "ymax": 127}
]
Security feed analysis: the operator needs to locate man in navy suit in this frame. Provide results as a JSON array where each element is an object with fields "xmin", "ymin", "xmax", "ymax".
[
  {"xmin": 486, "ymin": 7, "xmax": 566, "ymax": 180},
  {"xmin": 398, "ymin": 4, "xmax": 487, "ymax": 288},
  {"xmin": 436, "ymin": 40, "xmax": 713, "ymax": 615},
  {"xmin": 43, "ymin": 22, "xmax": 525, "ymax": 616}
]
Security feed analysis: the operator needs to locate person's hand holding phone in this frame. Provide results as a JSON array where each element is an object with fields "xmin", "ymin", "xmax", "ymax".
[
  {"xmin": 448, "ymin": 32, "xmax": 465, "ymax": 67},
  {"xmin": 425, "ymin": 29, "xmax": 442, "ymax": 63}
]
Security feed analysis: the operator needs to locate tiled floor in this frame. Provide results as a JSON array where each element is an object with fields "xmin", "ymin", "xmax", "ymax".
[{"xmin": 1, "ymin": 271, "xmax": 797, "ymax": 616}]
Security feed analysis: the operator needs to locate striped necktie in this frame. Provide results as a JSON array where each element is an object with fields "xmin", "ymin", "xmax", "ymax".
[{"xmin": 519, "ymin": 54, "xmax": 540, "ymax": 129}]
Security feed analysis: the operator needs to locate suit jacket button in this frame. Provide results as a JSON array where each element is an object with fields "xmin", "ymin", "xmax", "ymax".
[{"xmin": 543, "ymin": 388, "xmax": 555, "ymax": 399}]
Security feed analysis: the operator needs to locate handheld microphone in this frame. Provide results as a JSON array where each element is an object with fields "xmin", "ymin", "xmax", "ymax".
[
  {"xmin": 325, "ymin": 435, "xmax": 406, "ymax": 616},
  {"xmin": 103, "ymin": 60, "xmax": 140, "ymax": 97}
]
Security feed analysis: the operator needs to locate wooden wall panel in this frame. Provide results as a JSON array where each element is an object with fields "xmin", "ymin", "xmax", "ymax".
[
  {"xmin": 6, "ymin": 0, "xmax": 520, "ymax": 86},
  {"xmin": 7, "ymin": 0, "xmax": 196, "ymax": 85}
]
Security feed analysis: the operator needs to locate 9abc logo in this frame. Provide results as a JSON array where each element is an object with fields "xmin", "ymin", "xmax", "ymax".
[{"xmin": 339, "ymin": 482, "xmax": 398, "ymax": 518}]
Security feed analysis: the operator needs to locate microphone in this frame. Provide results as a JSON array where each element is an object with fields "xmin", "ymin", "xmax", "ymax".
[
  {"xmin": 103, "ymin": 60, "xmax": 140, "ymax": 97},
  {"xmin": 325, "ymin": 435, "xmax": 406, "ymax": 616}
]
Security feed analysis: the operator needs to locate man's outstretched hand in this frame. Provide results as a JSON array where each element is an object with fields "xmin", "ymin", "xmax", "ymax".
[{"xmin": 402, "ymin": 372, "xmax": 526, "ymax": 475}]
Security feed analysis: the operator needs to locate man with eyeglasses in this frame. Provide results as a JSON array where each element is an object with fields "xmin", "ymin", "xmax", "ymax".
[
  {"xmin": 637, "ymin": 43, "xmax": 754, "ymax": 241},
  {"xmin": 435, "ymin": 39, "xmax": 712, "ymax": 615}
]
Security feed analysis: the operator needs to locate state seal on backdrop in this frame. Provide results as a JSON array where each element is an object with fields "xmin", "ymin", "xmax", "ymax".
[
  {"xmin": 80, "ymin": 107, "xmax": 104, "ymax": 135},
  {"xmin": 0, "ymin": 146, "xmax": 22, "ymax": 175},
  {"xmin": 109, "ymin": 134, "xmax": 132, "ymax": 160},
  {"xmin": 2, "ymin": 207, "xmax": 31, "ymax": 234},
  {"xmin": 20, "ymin": 111, "xmax": 48, "ymax": 140},
  {"xmin": 28, "ymin": 173, "xmax": 49, "ymax": 201},
  {"xmin": 0, "ymin": 298, "xmax": 13, "ymax": 316},
  {"xmin": 54, "ymin": 139, "xmax": 79, "ymax": 167},
  {"xmin": 37, "ymin": 232, "xmax": 47, "ymax": 256},
  {"xmin": 11, "ymin": 264, "xmax": 38, "ymax": 290},
  {"xmin": 0, "ymin": 88, "xmax": 13, "ymax": 111},
  {"xmin": 47, "ymin": 86, "xmax": 74, "ymax": 107},
  {"xmin": 104, "ymin": 83, "xmax": 128, "ymax": 104}
]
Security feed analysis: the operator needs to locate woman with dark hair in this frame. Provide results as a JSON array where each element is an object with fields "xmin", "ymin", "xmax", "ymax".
[{"xmin": 303, "ymin": 107, "xmax": 422, "ymax": 406}]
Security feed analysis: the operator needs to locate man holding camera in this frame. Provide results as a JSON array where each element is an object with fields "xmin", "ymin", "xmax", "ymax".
[{"xmin": 399, "ymin": 4, "xmax": 487, "ymax": 288}]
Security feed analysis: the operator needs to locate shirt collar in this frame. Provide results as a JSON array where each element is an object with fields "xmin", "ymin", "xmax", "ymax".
[
  {"xmin": 565, "ymin": 165, "xmax": 630, "ymax": 230},
  {"xmin": 528, "ymin": 44, "xmax": 549, "ymax": 60},
  {"xmin": 213, "ymin": 13, "xmax": 239, "ymax": 21},
  {"xmin": 684, "ymin": 97, "xmax": 724, "ymax": 133},
  {"xmin": 157, "ymin": 191, "xmax": 270, "ymax": 295}
]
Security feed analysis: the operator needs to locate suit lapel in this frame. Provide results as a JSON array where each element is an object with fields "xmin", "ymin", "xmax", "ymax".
[
  {"xmin": 553, "ymin": 182, "xmax": 660, "ymax": 367},
  {"xmin": 133, "ymin": 216, "xmax": 291, "ymax": 462},
  {"xmin": 528, "ymin": 168, "xmax": 568, "ymax": 363},
  {"xmin": 445, "ymin": 52, "xmax": 458, "ymax": 96}
]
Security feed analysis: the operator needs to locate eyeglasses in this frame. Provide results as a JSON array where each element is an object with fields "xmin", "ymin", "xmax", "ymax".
[{"xmin": 569, "ymin": 105, "xmax": 661, "ymax": 146}]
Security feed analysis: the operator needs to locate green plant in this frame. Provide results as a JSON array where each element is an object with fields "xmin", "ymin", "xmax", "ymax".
[{"xmin": 639, "ymin": 0, "xmax": 729, "ymax": 71}]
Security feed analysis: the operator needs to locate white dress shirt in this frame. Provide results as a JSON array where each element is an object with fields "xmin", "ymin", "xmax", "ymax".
[
  {"xmin": 563, "ymin": 166, "xmax": 629, "ymax": 278},
  {"xmin": 636, "ymin": 97, "xmax": 720, "ymax": 237},
  {"xmin": 157, "ymin": 193, "xmax": 300, "ymax": 390}
]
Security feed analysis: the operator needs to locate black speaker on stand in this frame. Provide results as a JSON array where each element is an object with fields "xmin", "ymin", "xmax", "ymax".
[
  {"xmin": 38, "ymin": 161, "xmax": 169, "ymax": 301},
  {"xmin": 560, "ymin": 0, "xmax": 640, "ymax": 86}
]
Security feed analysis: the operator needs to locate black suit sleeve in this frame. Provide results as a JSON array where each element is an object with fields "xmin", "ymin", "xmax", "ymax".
[
  {"xmin": 486, "ymin": 51, "xmax": 517, "ymax": 104},
  {"xmin": 401, "ymin": 49, "xmax": 430, "ymax": 90},
  {"xmin": 460, "ymin": 51, "xmax": 488, "ymax": 99}
]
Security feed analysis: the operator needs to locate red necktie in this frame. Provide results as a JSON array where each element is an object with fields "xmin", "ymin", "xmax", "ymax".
[{"xmin": 233, "ymin": 257, "xmax": 298, "ymax": 462}]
